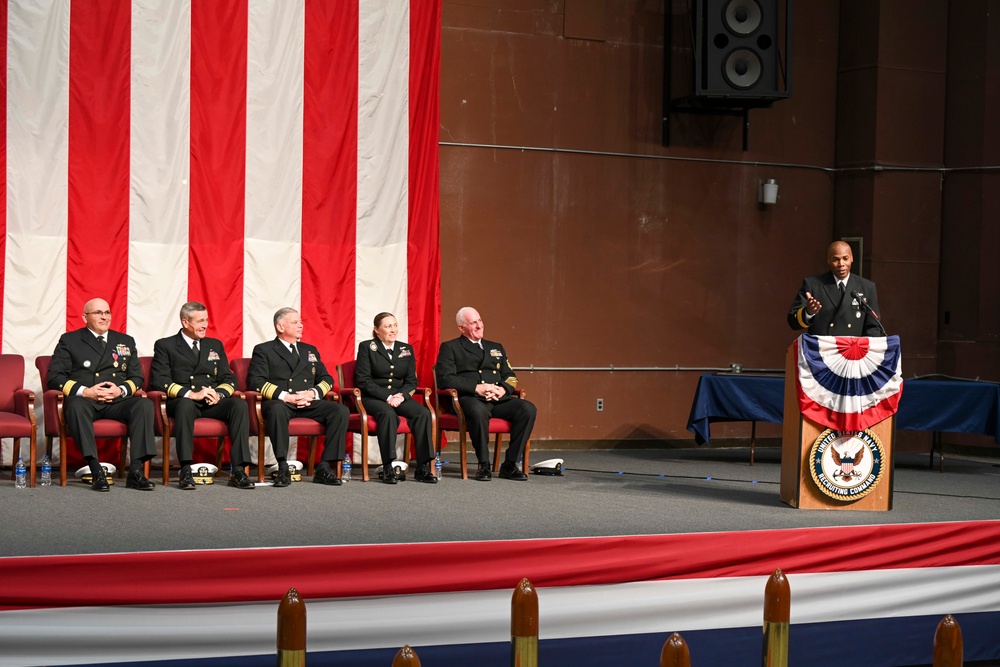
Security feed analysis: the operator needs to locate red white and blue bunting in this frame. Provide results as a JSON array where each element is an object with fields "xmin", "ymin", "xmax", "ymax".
[{"xmin": 795, "ymin": 334, "xmax": 904, "ymax": 431}]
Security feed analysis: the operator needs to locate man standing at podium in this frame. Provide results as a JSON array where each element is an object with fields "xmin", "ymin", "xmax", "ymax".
[{"xmin": 788, "ymin": 240, "xmax": 884, "ymax": 337}]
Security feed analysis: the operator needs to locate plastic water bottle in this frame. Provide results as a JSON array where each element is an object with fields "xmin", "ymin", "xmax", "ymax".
[
  {"xmin": 341, "ymin": 455, "xmax": 352, "ymax": 483},
  {"xmin": 40, "ymin": 455, "xmax": 52, "ymax": 487},
  {"xmin": 435, "ymin": 451, "xmax": 443, "ymax": 481},
  {"xmin": 14, "ymin": 457, "xmax": 27, "ymax": 489}
]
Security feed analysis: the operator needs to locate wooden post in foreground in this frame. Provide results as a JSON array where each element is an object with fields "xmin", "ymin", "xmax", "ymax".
[
  {"xmin": 762, "ymin": 569, "xmax": 790, "ymax": 667},
  {"xmin": 392, "ymin": 645, "xmax": 421, "ymax": 666},
  {"xmin": 511, "ymin": 578, "xmax": 539, "ymax": 667},
  {"xmin": 933, "ymin": 614, "xmax": 963, "ymax": 667},
  {"xmin": 277, "ymin": 587, "xmax": 306, "ymax": 667},
  {"xmin": 660, "ymin": 632, "xmax": 690, "ymax": 666}
]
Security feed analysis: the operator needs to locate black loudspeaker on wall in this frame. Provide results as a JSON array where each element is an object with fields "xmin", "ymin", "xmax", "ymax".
[{"xmin": 695, "ymin": 0, "xmax": 785, "ymax": 99}]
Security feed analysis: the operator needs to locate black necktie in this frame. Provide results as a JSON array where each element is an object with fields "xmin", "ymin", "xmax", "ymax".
[
  {"xmin": 290, "ymin": 343, "xmax": 300, "ymax": 365},
  {"xmin": 99, "ymin": 335, "xmax": 106, "ymax": 349},
  {"xmin": 192, "ymin": 340, "xmax": 199, "ymax": 356}
]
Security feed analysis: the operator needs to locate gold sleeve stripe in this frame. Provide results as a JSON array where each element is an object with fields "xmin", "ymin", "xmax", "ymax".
[
  {"xmin": 217, "ymin": 383, "xmax": 235, "ymax": 396},
  {"xmin": 795, "ymin": 307, "xmax": 809, "ymax": 329},
  {"xmin": 507, "ymin": 376, "xmax": 519, "ymax": 388},
  {"xmin": 167, "ymin": 383, "xmax": 185, "ymax": 398},
  {"xmin": 62, "ymin": 380, "xmax": 77, "ymax": 396},
  {"xmin": 261, "ymin": 382, "xmax": 279, "ymax": 400},
  {"xmin": 124, "ymin": 380, "xmax": 139, "ymax": 395},
  {"xmin": 316, "ymin": 380, "xmax": 332, "ymax": 397}
]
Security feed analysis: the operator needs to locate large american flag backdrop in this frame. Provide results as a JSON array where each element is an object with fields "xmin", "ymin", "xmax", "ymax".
[{"xmin": 0, "ymin": 0, "xmax": 441, "ymax": 464}]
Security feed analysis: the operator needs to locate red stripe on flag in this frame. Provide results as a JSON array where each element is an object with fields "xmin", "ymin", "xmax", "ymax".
[
  {"xmin": 302, "ymin": 0, "xmax": 358, "ymax": 368},
  {"xmin": 67, "ymin": 0, "xmax": 131, "ymax": 328},
  {"xmin": 408, "ymin": 0, "xmax": 442, "ymax": 384},
  {"xmin": 190, "ymin": 0, "xmax": 248, "ymax": 359},
  {"xmin": 0, "ymin": 2, "xmax": 6, "ymax": 349}
]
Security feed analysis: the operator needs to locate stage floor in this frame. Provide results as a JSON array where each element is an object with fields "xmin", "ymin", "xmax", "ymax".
[{"xmin": 5, "ymin": 447, "xmax": 999, "ymax": 558}]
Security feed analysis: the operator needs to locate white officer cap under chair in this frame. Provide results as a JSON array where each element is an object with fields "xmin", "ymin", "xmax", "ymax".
[
  {"xmin": 190, "ymin": 463, "xmax": 219, "ymax": 485},
  {"xmin": 530, "ymin": 458, "xmax": 564, "ymax": 476},
  {"xmin": 266, "ymin": 460, "xmax": 303, "ymax": 483},
  {"xmin": 375, "ymin": 460, "xmax": 408, "ymax": 481},
  {"xmin": 74, "ymin": 463, "xmax": 118, "ymax": 485}
]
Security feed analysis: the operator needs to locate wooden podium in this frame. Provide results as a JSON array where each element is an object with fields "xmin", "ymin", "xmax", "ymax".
[{"xmin": 780, "ymin": 342, "xmax": 895, "ymax": 511}]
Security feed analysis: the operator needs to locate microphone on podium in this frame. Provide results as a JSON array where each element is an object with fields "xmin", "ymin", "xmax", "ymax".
[{"xmin": 851, "ymin": 291, "xmax": 887, "ymax": 337}]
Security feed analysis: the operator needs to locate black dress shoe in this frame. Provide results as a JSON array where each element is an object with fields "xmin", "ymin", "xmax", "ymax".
[
  {"xmin": 380, "ymin": 468, "xmax": 398, "ymax": 484},
  {"xmin": 126, "ymin": 469, "xmax": 155, "ymax": 491},
  {"xmin": 474, "ymin": 463, "xmax": 492, "ymax": 481},
  {"xmin": 178, "ymin": 467, "xmax": 196, "ymax": 490},
  {"xmin": 313, "ymin": 466, "xmax": 342, "ymax": 486},
  {"xmin": 414, "ymin": 464, "xmax": 438, "ymax": 484},
  {"xmin": 498, "ymin": 461, "xmax": 527, "ymax": 481},
  {"xmin": 228, "ymin": 469, "xmax": 256, "ymax": 489},
  {"xmin": 273, "ymin": 464, "xmax": 292, "ymax": 488},
  {"xmin": 91, "ymin": 469, "xmax": 111, "ymax": 492}
]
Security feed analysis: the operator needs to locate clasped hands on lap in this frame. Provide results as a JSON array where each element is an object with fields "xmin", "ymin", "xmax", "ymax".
[
  {"xmin": 283, "ymin": 390, "xmax": 316, "ymax": 408},
  {"xmin": 475, "ymin": 383, "xmax": 505, "ymax": 402}
]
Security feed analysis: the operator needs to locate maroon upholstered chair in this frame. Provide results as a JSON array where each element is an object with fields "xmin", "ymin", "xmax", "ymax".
[
  {"xmin": 433, "ymin": 366, "xmax": 530, "ymax": 480},
  {"xmin": 230, "ymin": 358, "xmax": 343, "ymax": 482},
  {"xmin": 336, "ymin": 359, "xmax": 435, "ymax": 482},
  {"xmin": 34, "ymin": 355, "xmax": 149, "ymax": 486},
  {"xmin": 144, "ymin": 356, "xmax": 232, "ymax": 485},
  {"xmin": 0, "ymin": 355, "xmax": 38, "ymax": 487}
]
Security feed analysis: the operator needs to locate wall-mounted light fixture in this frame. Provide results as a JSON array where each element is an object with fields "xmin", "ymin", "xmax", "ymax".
[{"xmin": 758, "ymin": 178, "xmax": 778, "ymax": 204}]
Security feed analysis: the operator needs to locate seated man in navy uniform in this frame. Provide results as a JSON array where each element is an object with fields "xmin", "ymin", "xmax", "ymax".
[
  {"xmin": 151, "ymin": 301, "xmax": 255, "ymax": 490},
  {"xmin": 788, "ymin": 240, "xmax": 884, "ymax": 337},
  {"xmin": 436, "ymin": 306, "xmax": 536, "ymax": 481},
  {"xmin": 47, "ymin": 297, "xmax": 157, "ymax": 492},
  {"xmin": 248, "ymin": 307, "xmax": 349, "ymax": 487}
]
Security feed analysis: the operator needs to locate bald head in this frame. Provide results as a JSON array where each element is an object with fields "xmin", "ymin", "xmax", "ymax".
[
  {"xmin": 826, "ymin": 241, "xmax": 853, "ymax": 281},
  {"xmin": 82, "ymin": 298, "xmax": 112, "ymax": 335}
]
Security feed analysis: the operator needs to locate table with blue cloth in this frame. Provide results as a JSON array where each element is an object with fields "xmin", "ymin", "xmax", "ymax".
[{"xmin": 686, "ymin": 373, "xmax": 1000, "ymax": 467}]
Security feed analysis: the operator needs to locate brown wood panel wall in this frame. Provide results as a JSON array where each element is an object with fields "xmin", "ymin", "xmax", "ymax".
[{"xmin": 439, "ymin": 0, "xmax": 1000, "ymax": 448}]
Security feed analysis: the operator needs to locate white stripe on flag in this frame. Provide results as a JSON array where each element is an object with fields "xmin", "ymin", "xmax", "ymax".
[
  {"xmin": 243, "ymin": 0, "xmax": 304, "ymax": 353},
  {"xmin": 356, "ymin": 0, "xmax": 410, "ymax": 348},
  {"xmin": 129, "ymin": 0, "xmax": 192, "ymax": 353},
  {"xmin": 4, "ymin": 0, "xmax": 70, "ymax": 382}
]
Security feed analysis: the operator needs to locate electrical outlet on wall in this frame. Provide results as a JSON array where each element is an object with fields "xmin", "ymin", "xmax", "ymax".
[{"xmin": 596, "ymin": 398, "xmax": 604, "ymax": 412}]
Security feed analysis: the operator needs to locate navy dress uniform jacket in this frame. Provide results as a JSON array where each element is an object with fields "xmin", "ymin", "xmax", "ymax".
[
  {"xmin": 435, "ymin": 336, "xmax": 520, "ymax": 400},
  {"xmin": 248, "ymin": 338, "xmax": 334, "ymax": 400},
  {"xmin": 787, "ymin": 272, "xmax": 884, "ymax": 337},
  {"xmin": 48, "ymin": 327, "xmax": 144, "ymax": 398},
  {"xmin": 150, "ymin": 332, "xmax": 237, "ymax": 399},
  {"xmin": 354, "ymin": 339, "xmax": 418, "ymax": 400}
]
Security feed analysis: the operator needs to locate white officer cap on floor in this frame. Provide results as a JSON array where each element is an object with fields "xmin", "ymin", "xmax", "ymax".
[
  {"xmin": 191, "ymin": 463, "xmax": 218, "ymax": 484},
  {"xmin": 375, "ymin": 461, "xmax": 408, "ymax": 474},
  {"xmin": 74, "ymin": 462, "xmax": 117, "ymax": 484},
  {"xmin": 530, "ymin": 458, "xmax": 564, "ymax": 476},
  {"xmin": 266, "ymin": 459, "xmax": 303, "ymax": 481}
]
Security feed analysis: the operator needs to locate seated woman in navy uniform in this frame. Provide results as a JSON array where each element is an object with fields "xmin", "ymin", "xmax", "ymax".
[{"xmin": 354, "ymin": 312, "xmax": 437, "ymax": 484}]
